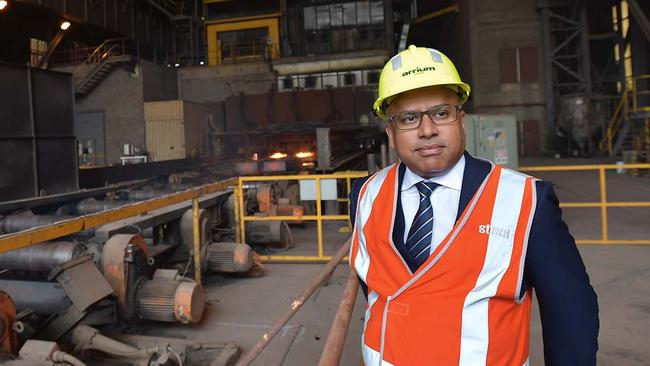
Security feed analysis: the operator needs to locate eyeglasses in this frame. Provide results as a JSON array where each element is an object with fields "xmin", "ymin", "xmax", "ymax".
[{"xmin": 388, "ymin": 104, "xmax": 462, "ymax": 130}]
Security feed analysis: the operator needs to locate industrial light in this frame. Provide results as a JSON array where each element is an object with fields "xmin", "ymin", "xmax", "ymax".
[
  {"xmin": 295, "ymin": 151, "xmax": 314, "ymax": 159},
  {"xmin": 302, "ymin": 162, "xmax": 315, "ymax": 168},
  {"xmin": 174, "ymin": 63, "xmax": 180, "ymax": 67},
  {"xmin": 199, "ymin": 61, "xmax": 205, "ymax": 66},
  {"xmin": 60, "ymin": 21, "xmax": 71, "ymax": 30},
  {"xmin": 0, "ymin": 1, "xmax": 8, "ymax": 11},
  {"xmin": 269, "ymin": 152, "xmax": 287, "ymax": 159}
]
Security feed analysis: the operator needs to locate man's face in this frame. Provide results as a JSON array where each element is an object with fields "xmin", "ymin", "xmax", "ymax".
[{"xmin": 385, "ymin": 86, "xmax": 466, "ymax": 178}]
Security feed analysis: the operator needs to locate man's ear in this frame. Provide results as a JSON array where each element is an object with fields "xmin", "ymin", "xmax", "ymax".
[
  {"xmin": 459, "ymin": 110, "xmax": 466, "ymax": 132},
  {"xmin": 385, "ymin": 123, "xmax": 395, "ymax": 149}
]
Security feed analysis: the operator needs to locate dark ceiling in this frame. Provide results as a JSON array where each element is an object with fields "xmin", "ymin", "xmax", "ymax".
[{"xmin": 0, "ymin": 1, "xmax": 127, "ymax": 66}]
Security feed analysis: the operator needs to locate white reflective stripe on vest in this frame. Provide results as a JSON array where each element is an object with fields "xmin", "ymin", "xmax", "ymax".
[
  {"xmin": 458, "ymin": 169, "xmax": 527, "ymax": 365},
  {"xmin": 363, "ymin": 343, "xmax": 396, "ymax": 366},
  {"xmin": 362, "ymin": 290, "xmax": 392, "ymax": 365},
  {"xmin": 354, "ymin": 166, "xmax": 393, "ymax": 283}
]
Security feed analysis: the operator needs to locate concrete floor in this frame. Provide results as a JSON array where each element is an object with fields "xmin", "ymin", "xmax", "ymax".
[{"xmin": 144, "ymin": 159, "xmax": 650, "ymax": 365}]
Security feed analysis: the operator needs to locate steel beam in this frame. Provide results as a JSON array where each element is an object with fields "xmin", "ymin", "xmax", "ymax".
[
  {"xmin": 540, "ymin": 1, "xmax": 593, "ymax": 147},
  {"xmin": 628, "ymin": 0, "xmax": 650, "ymax": 43}
]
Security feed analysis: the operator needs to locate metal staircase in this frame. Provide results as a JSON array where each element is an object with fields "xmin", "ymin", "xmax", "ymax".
[
  {"xmin": 73, "ymin": 38, "xmax": 135, "ymax": 99},
  {"xmin": 602, "ymin": 75, "xmax": 650, "ymax": 161}
]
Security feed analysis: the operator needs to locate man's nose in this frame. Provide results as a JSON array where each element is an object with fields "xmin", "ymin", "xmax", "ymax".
[{"xmin": 418, "ymin": 113, "xmax": 439, "ymax": 137}]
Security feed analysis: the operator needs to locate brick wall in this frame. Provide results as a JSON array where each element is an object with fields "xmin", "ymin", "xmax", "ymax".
[{"xmin": 75, "ymin": 64, "xmax": 145, "ymax": 164}]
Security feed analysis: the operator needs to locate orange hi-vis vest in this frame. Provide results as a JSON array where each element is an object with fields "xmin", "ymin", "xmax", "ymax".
[{"xmin": 350, "ymin": 162, "xmax": 538, "ymax": 366}]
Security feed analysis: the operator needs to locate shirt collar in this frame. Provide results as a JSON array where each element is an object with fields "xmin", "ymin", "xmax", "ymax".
[{"xmin": 402, "ymin": 155, "xmax": 465, "ymax": 192}]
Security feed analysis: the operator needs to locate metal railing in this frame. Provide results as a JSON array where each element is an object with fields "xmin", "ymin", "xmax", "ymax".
[
  {"xmin": 519, "ymin": 163, "xmax": 650, "ymax": 245},
  {"xmin": 235, "ymin": 171, "xmax": 367, "ymax": 262},
  {"xmin": 633, "ymin": 74, "xmax": 650, "ymax": 114},
  {"xmin": 79, "ymin": 38, "xmax": 128, "ymax": 66},
  {"xmin": 50, "ymin": 38, "xmax": 173, "ymax": 67},
  {"xmin": 603, "ymin": 88, "xmax": 630, "ymax": 155},
  {"xmin": 603, "ymin": 74, "xmax": 650, "ymax": 155},
  {"xmin": 213, "ymin": 42, "xmax": 279, "ymax": 65}
]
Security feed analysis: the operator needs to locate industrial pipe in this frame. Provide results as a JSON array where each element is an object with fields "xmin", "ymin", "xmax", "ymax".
[
  {"xmin": 234, "ymin": 238, "xmax": 351, "ymax": 366},
  {"xmin": 0, "ymin": 214, "xmax": 94, "ymax": 236},
  {"xmin": 75, "ymin": 198, "xmax": 125, "ymax": 215},
  {"xmin": 70, "ymin": 325, "xmax": 152, "ymax": 359},
  {"xmin": 0, "ymin": 280, "xmax": 71, "ymax": 314},
  {"xmin": 366, "ymin": 154, "xmax": 378, "ymax": 174},
  {"xmin": 0, "ymin": 241, "xmax": 86, "ymax": 272},
  {"xmin": 380, "ymin": 143, "xmax": 388, "ymax": 169},
  {"xmin": 1, "ymin": 214, "xmax": 73, "ymax": 233},
  {"xmin": 317, "ymin": 270, "xmax": 360, "ymax": 366},
  {"xmin": 127, "ymin": 189, "xmax": 174, "ymax": 201}
]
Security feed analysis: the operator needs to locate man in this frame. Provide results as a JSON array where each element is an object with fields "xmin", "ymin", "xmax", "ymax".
[{"xmin": 349, "ymin": 45, "xmax": 598, "ymax": 365}]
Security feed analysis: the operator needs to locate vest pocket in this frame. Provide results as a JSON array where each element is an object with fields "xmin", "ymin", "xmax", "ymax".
[{"xmin": 387, "ymin": 300, "xmax": 410, "ymax": 316}]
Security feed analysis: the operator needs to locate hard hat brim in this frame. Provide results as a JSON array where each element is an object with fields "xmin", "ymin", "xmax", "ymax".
[{"xmin": 373, "ymin": 82, "xmax": 471, "ymax": 119}]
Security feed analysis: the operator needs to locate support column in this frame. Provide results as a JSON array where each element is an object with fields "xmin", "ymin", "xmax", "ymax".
[{"xmin": 316, "ymin": 128, "xmax": 331, "ymax": 170}]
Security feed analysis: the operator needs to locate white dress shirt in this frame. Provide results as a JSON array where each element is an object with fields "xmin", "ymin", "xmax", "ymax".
[{"xmin": 401, "ymin": 155, "xmax": 465, "ymax": 255}]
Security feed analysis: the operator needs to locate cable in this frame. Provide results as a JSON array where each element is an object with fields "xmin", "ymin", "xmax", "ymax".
[
  {"xmin": 126, "ymin": 224, "xmax": 142, "ymax": 234},
  {"xmin": 180, "ymin": 256, "xmax": 193, "ymax": 279},
  {"xmin": 51, "ymin": 351, "xmax": 86, "ymax": 366},
  {"xmin": 168, "ymin": 346, "xmax": 184, "ymax": 366}
]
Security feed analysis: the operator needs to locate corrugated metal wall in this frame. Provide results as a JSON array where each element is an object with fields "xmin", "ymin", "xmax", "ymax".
[
  {"xmin": 144, "ymin": 100, "xmax": 209, "ymax": 161},
  {"xmin": 144, "ymin": 100, "xmax": 185, "ymax": 121},
  {"xmin": 145, "ymin": 120, "xmax": 186, "ymax": 161}
]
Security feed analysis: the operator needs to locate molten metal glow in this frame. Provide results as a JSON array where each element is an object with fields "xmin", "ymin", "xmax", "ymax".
[
  {"xmin": 269, "ymin": 152, "xmax": 288, "ymax": 159},
  {"xmin": 302, "ymin": 162, "xmax": 315, "ymax": 167},
  {"xmin": 295, "ymin": 151, "xmax": 314, "ymax": 159}
]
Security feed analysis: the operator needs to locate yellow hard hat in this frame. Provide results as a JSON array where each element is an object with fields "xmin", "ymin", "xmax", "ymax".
[{"xmin": 373, "ymin": 45, "xmax": 471, "ymax": 118}]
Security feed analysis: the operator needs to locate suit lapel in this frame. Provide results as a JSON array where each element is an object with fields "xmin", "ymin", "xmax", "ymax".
[
  {"xmin": 393, "ymin": 163, "xmax": 407, "ymax": 248},
  {"xmin": 457, "ymin": 152, "xmax": 492, "ymax": 222}
]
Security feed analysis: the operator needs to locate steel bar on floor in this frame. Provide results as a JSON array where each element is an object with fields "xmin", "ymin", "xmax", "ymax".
[
  {"xmin": 318, "ymin": 269, "xmax": 360, "ymax": 366},
  {"xmin": 234, "ymin": 238, "xmax": 351, "ymax": 366}
]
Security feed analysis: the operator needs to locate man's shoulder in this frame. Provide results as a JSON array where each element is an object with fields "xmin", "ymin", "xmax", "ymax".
[
  {"xmin": 463, "ymin": 152, "xmax": 492, "ymax": 174},
  {"xmin": 350, "ymin": 175, "xmax": 371, "ymax": 198},
  {"xmin": 351, "ymin": 163, "xmax": 403, "ymax": 196}
]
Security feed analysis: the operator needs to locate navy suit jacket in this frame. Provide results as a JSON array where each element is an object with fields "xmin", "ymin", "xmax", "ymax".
[{"xmin": 349, "ymin": 152, "xmax": 599, "ymax": 365}]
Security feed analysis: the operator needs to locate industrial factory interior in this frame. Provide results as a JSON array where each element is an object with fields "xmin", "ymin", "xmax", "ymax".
[{"xmin": 0, "ymin": 0, "xmax": 649, "ymax": 365}]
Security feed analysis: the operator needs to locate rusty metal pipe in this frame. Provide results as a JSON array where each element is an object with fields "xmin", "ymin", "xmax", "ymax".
[
  {"xmin": 234, "ymin": 238, "xmax": 351, "ymax": 366},
  {"xmin": 318, "ymin": 269, "xmax": 360, "ymax": 366},
  {"xmin": 0, "ymin": 280, "xmax": 71, "ymax": 314}
]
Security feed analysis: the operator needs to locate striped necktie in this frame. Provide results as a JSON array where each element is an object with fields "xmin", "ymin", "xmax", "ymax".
[{"xmin": 405, "ymin": 181, "xmax": 439, "ymax": 271}]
